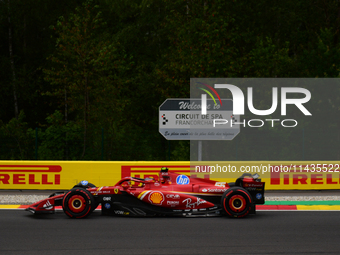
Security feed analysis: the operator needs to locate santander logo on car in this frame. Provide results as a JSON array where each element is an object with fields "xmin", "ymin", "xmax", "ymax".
[{"xmin": 201, "ymin": 188, "xmax": 228, "ymax": 193}]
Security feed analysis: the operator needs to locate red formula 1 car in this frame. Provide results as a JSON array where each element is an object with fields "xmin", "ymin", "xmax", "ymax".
[{"xmin": 26, "ymin": 167, "xmax": 265, "ymax": 218}]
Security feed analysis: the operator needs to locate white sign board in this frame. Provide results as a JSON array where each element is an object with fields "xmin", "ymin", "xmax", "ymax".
[{"xmin": 159, "ymin": 99, "xmax": 240, "ymax": 140}]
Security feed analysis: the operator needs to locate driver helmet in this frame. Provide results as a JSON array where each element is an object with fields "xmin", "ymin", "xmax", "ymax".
[
  {"xmin": 161, "ymin": 167, "xmax": 169, "ymax": 172},
  {"xmin": 160, "ymin": 167, "xmax": 170, "ymax": 183},
  {"xmin": 121, "ymin": 181, "xmax": 130, "ymax": 189}
]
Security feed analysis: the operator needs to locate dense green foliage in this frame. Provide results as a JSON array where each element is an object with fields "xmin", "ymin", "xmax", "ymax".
[{"xmin": 0, "ymin": 0, "xmax": 340, "ymax": 160}]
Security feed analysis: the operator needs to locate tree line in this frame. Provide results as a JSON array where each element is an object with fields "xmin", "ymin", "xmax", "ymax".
[{"xmin": 0, "ymin": 0, "xmax": 339, "ymax": 160}]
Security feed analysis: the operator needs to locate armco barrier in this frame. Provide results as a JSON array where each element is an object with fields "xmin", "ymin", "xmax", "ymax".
[{"xmin": 0, "ymin": 161, "xmax": 340, "ymax": 190}]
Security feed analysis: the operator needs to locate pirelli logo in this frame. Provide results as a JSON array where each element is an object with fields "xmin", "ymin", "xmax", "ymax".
[
  {"xmin": 270, "ymin": 165, "xmax": 340, "ymax": 186},
  {"xmin": 0, "ymin": 165, "xmax": 61, "ymax": 186}
]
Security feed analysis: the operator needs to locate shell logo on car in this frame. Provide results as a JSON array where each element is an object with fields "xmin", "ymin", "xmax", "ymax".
[{"xmin": 149, "ymin": 192, "xmax": 164, "ymax": 205}]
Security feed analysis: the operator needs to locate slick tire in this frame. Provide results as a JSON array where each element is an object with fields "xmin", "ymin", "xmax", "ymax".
[
  {"xmin": 221, "ymin": 186, "xmax": 253, "ymax": 218},
  {"xmin": 62, "ymin": 188, "xmax": 95, "ymax": 219}
]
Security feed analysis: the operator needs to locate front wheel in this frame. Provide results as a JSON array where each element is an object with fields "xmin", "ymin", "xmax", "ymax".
[
  {"xmin": 221, "ymin": 187, "xmax": 252, "ymax": 218},
  {"xmin": 62, "ymin": 188, "xmax": 95, "ymax": 219}
]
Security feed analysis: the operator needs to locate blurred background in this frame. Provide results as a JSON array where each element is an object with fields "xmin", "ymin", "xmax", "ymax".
[{"xmin": 0, "ymin": 0, "xmax": 339, "ymax": 161}]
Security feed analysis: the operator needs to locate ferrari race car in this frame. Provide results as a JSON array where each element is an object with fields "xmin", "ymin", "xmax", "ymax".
[{"xmin": 26, "ymin": 167, "xmax": 265, "ymax": 218}]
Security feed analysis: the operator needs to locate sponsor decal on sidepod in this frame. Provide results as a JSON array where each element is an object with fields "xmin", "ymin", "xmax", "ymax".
[
  {"xmin": 202, "ymin": 188, "xmax": 228, "ymax": 193},
  {"xmin": 176, "ymin": 175, "xmax": 190, "ymax": 185}
]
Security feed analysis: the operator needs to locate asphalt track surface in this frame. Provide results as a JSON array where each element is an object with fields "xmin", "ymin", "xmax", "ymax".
[{"xmin": 1, "ymin": 210, "xmax": 340, "ymax": 255}]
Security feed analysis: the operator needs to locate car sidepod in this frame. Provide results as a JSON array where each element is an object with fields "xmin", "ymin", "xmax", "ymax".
[{"xmin": 99, "ymin": 190, "xmax": 220, "ymax": 217}]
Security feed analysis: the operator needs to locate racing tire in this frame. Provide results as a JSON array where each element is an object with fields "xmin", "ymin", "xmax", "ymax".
[
  {"xmin": 72, "ymin": 183, "xmax": 98, "ymax": 212},
  {"xmin": 221, "ymin": 186, "xmax": 253, "ymax": 218},
  {"xmin": 62, "ymin": 188, "xmax": 95, "ymax": 219}
]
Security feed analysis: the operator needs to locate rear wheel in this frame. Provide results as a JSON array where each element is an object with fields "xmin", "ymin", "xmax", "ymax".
[
  {"xmin": 221, "ymin": 187, "xmax": 252, "ymax": 218},
  {"xmin": 62, "ymin": 188, "xmax": 95, "ymax": 219}
]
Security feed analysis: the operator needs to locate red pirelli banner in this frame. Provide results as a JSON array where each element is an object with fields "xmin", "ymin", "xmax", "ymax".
[{"xmin": 0, "ymin": 161, "xmax": 340, "ymax": 190}]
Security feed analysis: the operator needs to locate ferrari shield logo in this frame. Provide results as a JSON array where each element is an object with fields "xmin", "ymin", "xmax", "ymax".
[{"xmin": 114, "ymin": 188, "xmax": 119, "ymax": 194}]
